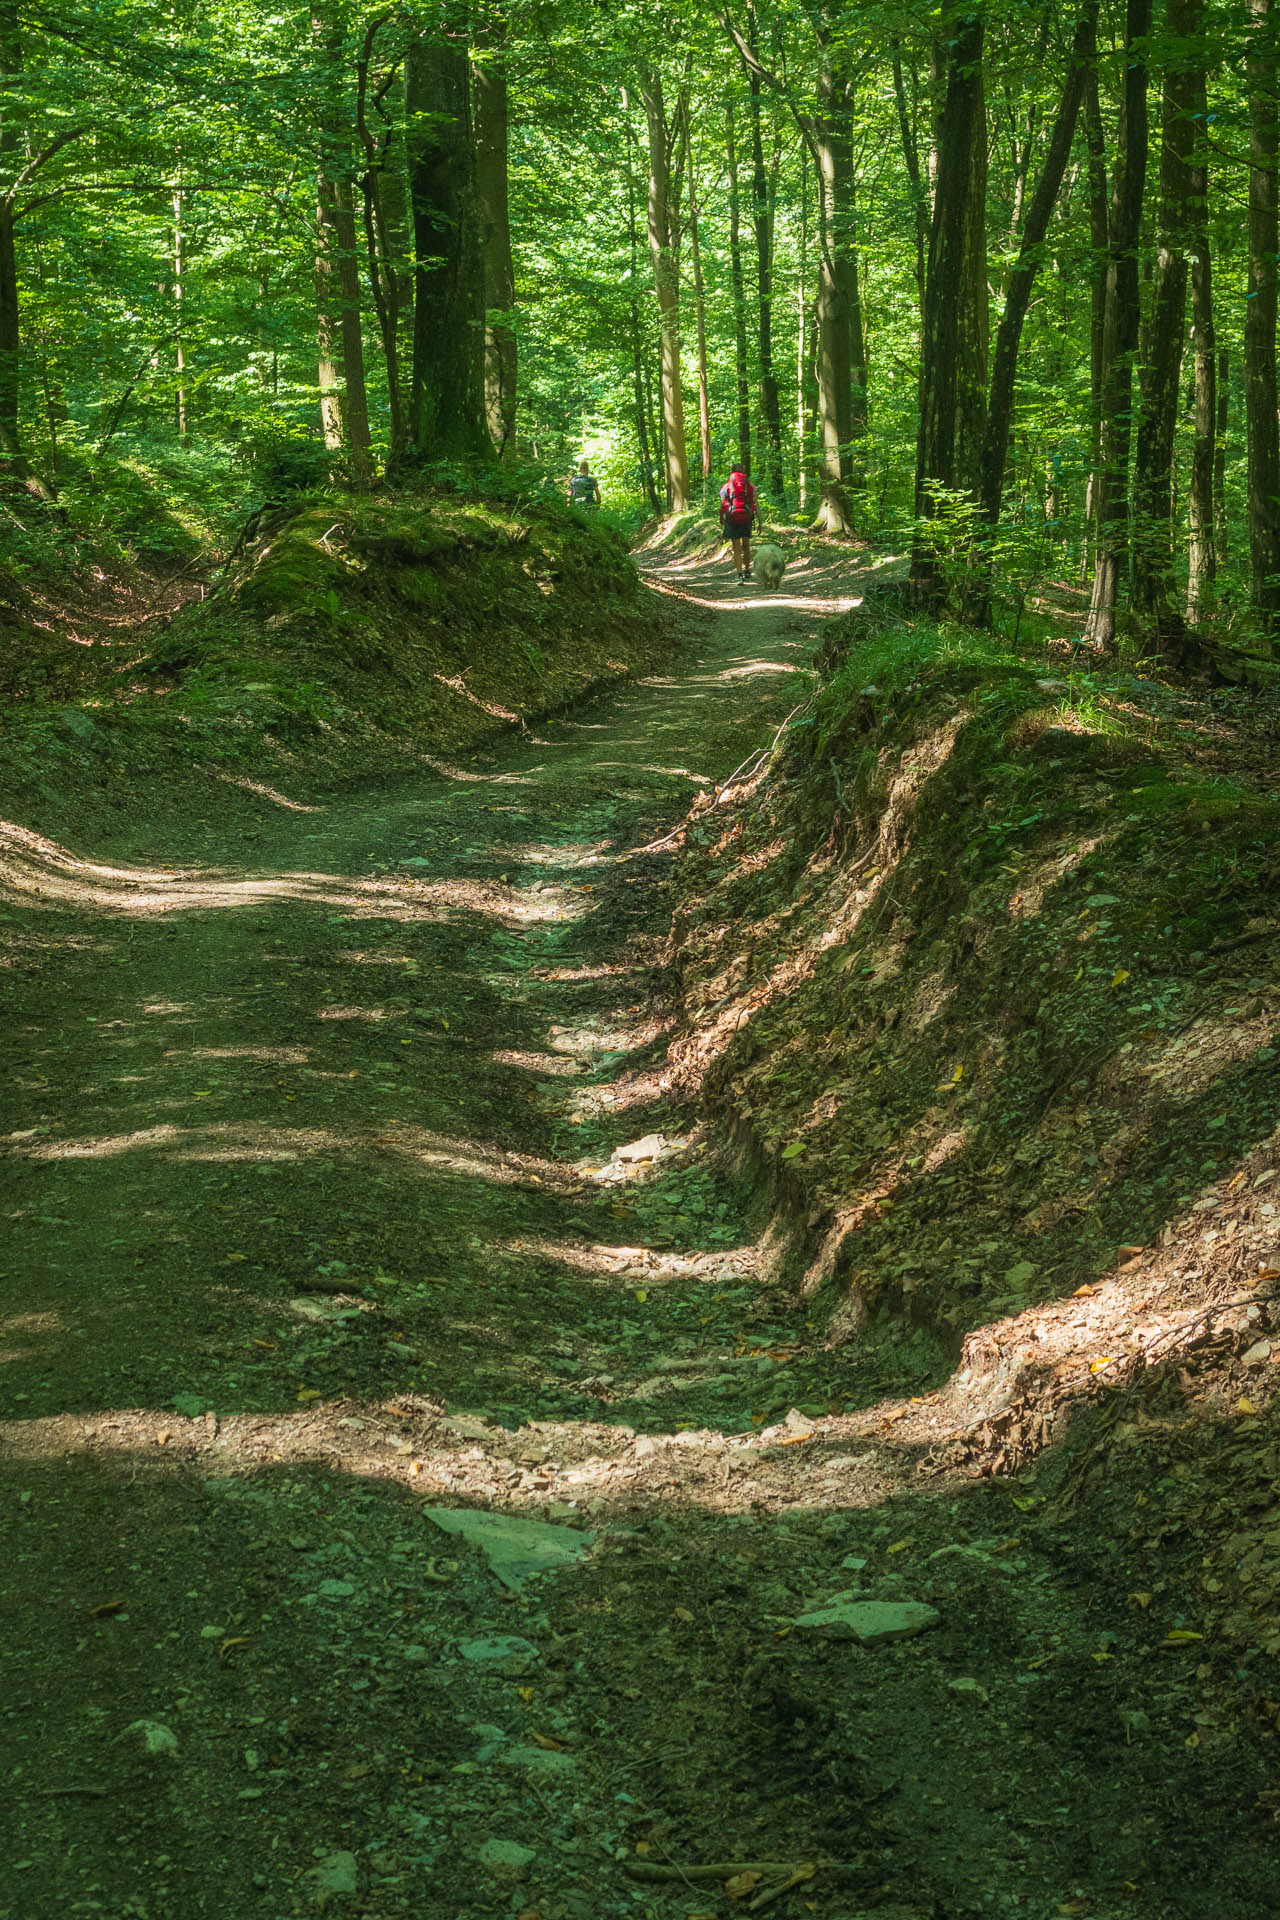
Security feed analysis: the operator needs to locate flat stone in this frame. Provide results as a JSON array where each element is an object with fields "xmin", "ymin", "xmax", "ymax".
[
  {"xmin": 615, "ymin": 1132, "xmax": 665, "ymax": 1162},
  {"xmin": 425, "ymin": 1507, "xmax": 594, "ymax": 1590},
  {"xmin": 478, "ymin": 1837, "xmax": 535, "ymax": 1877},
  {"xmin": 304, "ymin": 1851, "xmax": 359, "ymax": 1897},
  {"xmin": 792, "ymin": 1599, "xmax": 940, "ymax": 1644},
  {"xmin": 458, "ymin": 1633, "xmax": 540, "ymax": 1674}
]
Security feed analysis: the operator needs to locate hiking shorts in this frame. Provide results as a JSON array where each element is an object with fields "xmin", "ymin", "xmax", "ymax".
[{"xmin": 724, "ymin": 512, "xmax": 753, "ymax": 537}]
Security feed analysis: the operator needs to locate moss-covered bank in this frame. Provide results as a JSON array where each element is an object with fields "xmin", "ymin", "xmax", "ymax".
[{"xmin": 0, "ymin": 491, "xmax": 674, "ymax": 832}]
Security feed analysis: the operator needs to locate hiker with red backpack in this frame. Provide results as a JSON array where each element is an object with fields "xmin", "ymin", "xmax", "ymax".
[{"xmin": 719, "ymin": 466, "xmax": 760, "ymax": 583}]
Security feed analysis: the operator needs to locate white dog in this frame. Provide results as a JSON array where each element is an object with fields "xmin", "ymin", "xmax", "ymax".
[{"xmin": 752, "ymin": 543, "xmax": 785, "ymax": 590}]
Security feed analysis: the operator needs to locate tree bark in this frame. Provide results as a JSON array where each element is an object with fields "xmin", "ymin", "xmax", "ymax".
[
  {"xmin": 797, "ymin": 142, "xmax": 810, "ymax": 511},
  {"xmin": 891, "ymin": 44, "xmax": 929, "ymax": 323},
  {"xmin": 1132, "ymin": 0, "xmax": 1197, "ymax": 642},
  {"xmin": 747, "ymin": 42, "xmax": 785, "ymax": 504},
  {"xmin": 356, "ymin": 36, "xmax": 409, "ymax": 473},
  {"xmin": 813, "ymin": 57, "xmax": 856, "ymax": 534},
  {"xmin": 1215, "ymin": 345, "xmax": 1229, "ymax": 559},
  {"xmin": 640, "ymin": 64, "xmax": 691, "ymax": 514},
  {"xmin": 624, "ymin": 108, "xmax": 661, "ymax": 514},
  {"xmin": 406, "ymin": 34, "xmax": 487, "ymax": 460},
  {"xmin": 1081, "ymin": 69, "xmax": 1109, "ymax": 582},
  {"xmin": 910, "ymin": 3, "xmax": 987, "ymax": 610},
  {"xmin": 978, "ymin": 3, "xmax": 1096, "ymax": 538},
  {"xmin": 472, "ymin": 39, "xmax": 517, "ymax": 464},
  {"xmin": 1186, "ymin": 42, "xmax": 1215, "ymax": 624},
  {"xmin": 726, "ymin": 99, "xmax": 752, "ymax": 480},
  {"xmin": 686, "ymin": 119, "xmax": 712, "ymax": 488},
  {"xmin": 172, "ymin": 189, "xmax": 190, "ymax": 445},
  {"xmin": 1246, "ymin": 0, "xmax": 1280, "ymax": 640},
  {"xmin": 1083, "ymin": 0, "xmax": 1151, "ymax": 646}
]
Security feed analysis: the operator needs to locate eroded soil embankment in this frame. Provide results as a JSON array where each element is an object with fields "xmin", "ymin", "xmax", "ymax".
[{"xmin": 2, "ymin": 545, "xmax": 1278, "ymax": 1920}]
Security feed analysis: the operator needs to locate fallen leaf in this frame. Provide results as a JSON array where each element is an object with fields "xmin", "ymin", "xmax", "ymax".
[
  {"xmin": 1235, "ymin": 1396, "xmax": 1257, "ymax": 1415},
  {"xmin": 1163, "ymin": 1630, "xmax": 1205, "ymax": 1646},
  {"xmin": 218, "ymin": 1637, "xmax": 251, "ymax": 1659},
  {"xmin": 88, "ymin": 1600, "xmax": 125, "ymax": 1619},
  {"xmin": 517, "ymin": 1687, "xmax": 535, "ymax": 1703},
  {"xmin": 1111, "ymin": 968, "xmax": 1130, "ymax": 988},
  {"xmin": 1073, "ymin": 1284, "xmax": 1098, "ymax": 1297},
  {"xmin": 155, "ymin": 1429, "xmax": 171, "ymax": 1447},
  {"xmin": 1090, "ymin": 1357, "xmax": 1118, "ymax": 1373},
  {"xmin": 673, "ymin": 1606, "xmax": 695, "ymax": 1623},
  {"xmin": 296, "ymin": 1388, "xmax": 322, "ymax": 1403},
  {"xmin": 781, "ymin": 1141, "xmax": 806, "ymax": 1161},
  {"xmin": 529, "ymin": 1732, "xmax": 564, "ymax": 1751},
  {"xmin": 725, "ymin": 1871, "xmax": 764, "ymax": 1897},
  {"xmin": 886, "ymin": 1538, "xmax": 914, "ymax": 1555},
  {"xmin": 1127, "ymin": 1592, "xmax": 1153, "ymax": 1609}
]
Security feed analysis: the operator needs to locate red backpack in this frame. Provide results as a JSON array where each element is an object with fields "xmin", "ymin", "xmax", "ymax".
[{"xmin": 729, "ymin": 471, "xmax": 748, "ymax": 515}]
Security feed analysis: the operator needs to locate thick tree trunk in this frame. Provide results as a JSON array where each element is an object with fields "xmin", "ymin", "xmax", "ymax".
[
  {"xmin": 1132, "ymin": 0, "xmax": 1197, "ymax": 643},
  {"xmin": 1083, "ymin": 0, "xmax": 1151, "ymax": 647},
  {"xmin": 640, "ymin": 65, "xmax": 691, "ymax": 514},
  {"xmin": 0, "ymin": 0, "xmax": 20, "ymax": 463},
  {"xmin": 1246, "ymin": 0, "xmax": 1280, "ymax": 640},
  {"xmin": 747, "ymin": 61, "xmax": 785, "ymax": 505},
  {"xmin": 1185, "ymin": 34, "xmax": 1216, "ymax": 629},
  {"xmin": 910, "ymin": 4, "xmax": 987, "ymax": 610},
  {"xmin": 472, "ymin": 45, "xmax": 517, "ymax": 464},
  {"xmin": 332, "ymin": 176, "xmax": 372, "ymax": 484},
  {"xmin": 813, "ymin": 58, "xmax": 856, "ymax": 534},
  {"xmin": 356, "ymin": 43, "xmax": 409, "ymax": 473},
  {"xmin": 726, "ymin": 100, "xmax": 752, "ymax": 480},
  {"xmin": 406, "ymin": 35, "xmax": 487, "ymax": 460},
  {"xmin": 686, "ymin": 123, "xmax": 712, "ymax": 487}
]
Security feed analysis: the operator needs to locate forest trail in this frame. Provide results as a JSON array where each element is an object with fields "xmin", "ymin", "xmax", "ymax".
[{"xmin": 3, "ymin": 550, "xmax": 1270, "ymax": 1920}]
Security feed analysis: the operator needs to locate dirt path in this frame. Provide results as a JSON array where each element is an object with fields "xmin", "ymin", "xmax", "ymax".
[{"xmin": 2, "ymin": 552, "xmax": 1272, "ymax": 1920}]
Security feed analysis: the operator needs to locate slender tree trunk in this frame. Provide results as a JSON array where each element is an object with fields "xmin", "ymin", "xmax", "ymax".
[
  {"xmin": 316, "ymin": 168, "xmax": 345, "ymax": 456},
  {"xmin": 1246, "ymin": 0, "xmax": 1280, "ymax": 640},
  {"xmin": 1132, "ymin": 0, "xmax": 1197, "ymax": 642},
  {"xmin": 1215, "ymin": 345, "xmax": 1229, "ymax": 558},
  {"xmin": 332, "ymin": 176, "xmax": 372, "ymax": 484},
  {"xmin": 640, "ymin": 64, "xmax": 691, "ymax": 513},
  {"xmin": 910, "ymin": 4, "xmax": 987, "ymax": 609},
  {"xmin": 973, "ymin": 0, "xmax": 1096, "ymax": 621},
  {"xmin": 797, "ymin": 144, "xmax": 809, "ymax": 511},
  {"xmin": 356, "ymin": 42, "xmax": 409, "ymax": 473},
  {"xmin": 1186, "ymin": 49, "xmax": 1215, "ymax": 624},
  {"xmin": 1083, "ymin": 0, "xmax": 1151, "ymax": 646},
  {"xmin": 406, "ymin": 35, "xmax": 487, "ymax": 459},
  {"xmin": 1081, "ymin": 71, "xmax": 1109, "ymax": 581},
  {"xmin": 813, "ymin": 57, "xmax": 856, "ymax": 534},
  {"xmin": 726, "ymin": 100, "xmax": 752, "ymax": 479},
  {"xmin": 0, "ymin": 0, "xmax": 21, "ymax": 465},
  {"xmin": 624, "ymin": 110, "xmax": 661, "ymax": 514},
  {"xmin": 172, "ymin": 189, "xmax": 190, "ymax": 445},
  {"xmin": 472, "ymin": 41, "xmax": 517, "ymax": 464},
  {"xmin": 892, "ymin": 44, "xmax": 928, "ymax": 323},
  {"xmin": 686, "ymin": 126, "xmax": 713, "ymax": 488},
  {"xmin": 747, "ymin": 55, "xmax": 786, "ymax": 504}
]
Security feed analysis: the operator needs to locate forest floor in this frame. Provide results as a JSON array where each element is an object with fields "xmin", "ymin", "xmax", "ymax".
[{"xmin": 2, "ymin": 539, "xmax": 1278, "ymax": 1920}]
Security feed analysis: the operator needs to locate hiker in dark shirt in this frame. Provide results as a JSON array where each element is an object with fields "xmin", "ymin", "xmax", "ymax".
[
  {"xmin": 568, "ymin": 460, "xmax": 601, "ymax": 508},
  {"xmin": 719, "ymin": 467, "xmax": 759, "ymax": 582}
]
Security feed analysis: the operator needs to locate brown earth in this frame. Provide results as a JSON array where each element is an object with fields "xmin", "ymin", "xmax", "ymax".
[{"xmin": 2, "ymin": 538, "xmax": 1277, "ymax": 1920}]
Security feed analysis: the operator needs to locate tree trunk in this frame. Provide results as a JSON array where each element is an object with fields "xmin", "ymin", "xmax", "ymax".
[
  {"xmin": 910, "ymin": 3, "xmax": 987, "ymax": 610},
  {"xmin": 316, "ymin": 168, "xmax": 345, "ymax": 456},
  {"xmin": 624, "ymin": 109, "xmax": 661, "ymax": 514},
  {"xmin": 797, "ymin": 143, "xmax": 809, "ymax": 511},
  {"xmin": 891, "ymin": 44, "xmax": 929, "ymax": 324},
  {"xmin": 1081, "ymin": 69, "xmax": 1109, "ymax": 582},
  {"xmin": 333, "ymin": 176, "xmax": 372, "ymax": 484},
  {"xmin": 978, "ymin": 4, "xmax": 1095, "ymax": 528},
  {"xmin": 356, "ymin": 39, "xmax": 409, "ymax": 474},
  {"xmin": 1132, "ymin": 0, "xmax": 1197, "ymax": 643},
  {"xmin": 0, "ymin": 0, "xmax": 21, "ymax": 464},
  {"xmin": 747, "ymin": 55, "xmax": 785, "ymax": 504},
  {"xmin": 640, "ymin": 65, "xmax": 691, "ymax": 514},
  {"xmin": 406, "ymin": 34, "xmax": 487, "ymax": 460},
  {"xmin": 813, "ymin": 57, "xmax": 856, "ymax": 534},
  {"xmin": 472, "ymin": 42, "xmax": 517, "ymax": 464},
  {"xmin": 172, "ymin": 189, "xmax": 190, "ymax": 445},
  {"xmin": 1083, "ymin": 0, "xmax": 1151, "ymax": 647},
  {"xmin": 1215, "ymin": 345, "xmax": 1229, "ymax": 559},
  {"xmin": 1246, "ymin": 0, "xmax": 1280, "ymax": 640},
  {"xmin": 726, "ymin": 100, "xmax": 752, "ymax": 480},
  {"xmin": 1186, "ymin": 47, "xmax": 1215, "ymax": 624},
  {"xmin": 686, "ymin": 127, "xmax": 713, "ymax": 488}
]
